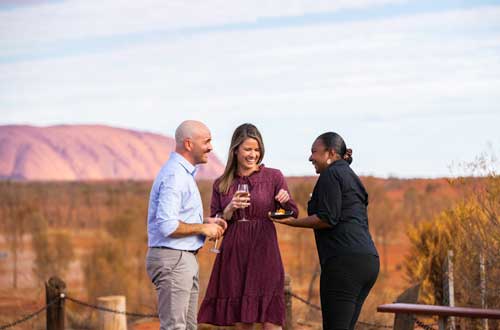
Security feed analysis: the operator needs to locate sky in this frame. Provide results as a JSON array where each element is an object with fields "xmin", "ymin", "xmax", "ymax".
[{"xmin": 1, "ymin": 0, "xmax": 499, "ymax": 178}]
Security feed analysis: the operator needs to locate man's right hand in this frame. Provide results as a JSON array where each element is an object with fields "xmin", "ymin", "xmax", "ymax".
[
  {"xmin": 202, "ymin": 223, "xmax": 224, "ymax": 239},
  {"xmin": 170, "ymin": 221, "xmax": 225, "ymax": 238}
]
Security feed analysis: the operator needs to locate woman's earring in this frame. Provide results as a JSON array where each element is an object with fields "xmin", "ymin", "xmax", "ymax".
[{"xmin": 326, "ymin": 159, "xmax": 332, "ymax": 165}]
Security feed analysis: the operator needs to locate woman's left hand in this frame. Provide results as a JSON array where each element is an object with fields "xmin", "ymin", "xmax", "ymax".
[{"xmin": 274, "ymin": 189, "xmax": 290, "ymax": 204}]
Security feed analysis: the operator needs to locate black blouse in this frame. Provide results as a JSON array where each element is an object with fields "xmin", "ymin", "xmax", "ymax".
[{"xmin": 308, "ymin": 159, "xmax": 378, "ymax": 265}]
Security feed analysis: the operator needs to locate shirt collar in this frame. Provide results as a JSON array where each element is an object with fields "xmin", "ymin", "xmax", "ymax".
[
  {"xmin": 330, "ymin": 159, "xmax": 349, "ymax": 167},
  {"xmin": 170, "ymin": 152, "xmax": 197, "ymax": 176}
]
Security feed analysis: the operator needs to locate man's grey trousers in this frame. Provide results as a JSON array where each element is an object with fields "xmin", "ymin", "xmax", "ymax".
[{"xmin": 146, "ymin": 248, "xmax": 199, "ymax": 330}]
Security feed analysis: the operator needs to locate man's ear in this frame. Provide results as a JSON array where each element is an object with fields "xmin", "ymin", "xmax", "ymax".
[{"xmin": 184, "ymin": 138, "xmax": 193, "ymax": 152}]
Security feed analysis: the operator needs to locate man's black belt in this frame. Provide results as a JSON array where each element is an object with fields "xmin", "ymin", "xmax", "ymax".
[{"xmin": 151, "ymin": 246, "xmax": 199, "ymax": 255}]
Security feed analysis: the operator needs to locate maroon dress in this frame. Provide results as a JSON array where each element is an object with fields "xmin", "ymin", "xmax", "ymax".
[{"xmin": 198, "ymin": 165, "xmax": 298, "ymax": 326}]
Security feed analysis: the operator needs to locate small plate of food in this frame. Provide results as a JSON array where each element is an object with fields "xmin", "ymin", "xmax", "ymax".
[{"xmin": 269, "ymin": 208, "xmax": 294, "ymax": 219}]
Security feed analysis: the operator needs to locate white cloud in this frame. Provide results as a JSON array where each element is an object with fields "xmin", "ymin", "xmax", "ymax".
[
  {"xmin": 1, "ymin": 0, "xmax": 405, "ymax": 50},
  {"xmin": 1, "ymin": 3, "xmax": 500, "ymax": 176}
]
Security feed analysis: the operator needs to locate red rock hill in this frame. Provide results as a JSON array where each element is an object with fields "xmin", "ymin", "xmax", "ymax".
[{"xmin": 0, "ymin": 125, "xmax": 224, "ymax": 180}]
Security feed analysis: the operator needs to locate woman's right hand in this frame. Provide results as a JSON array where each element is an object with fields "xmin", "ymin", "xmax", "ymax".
[
  {"xmin": 223, "ymin": 191, "xmax": 250, "ymax": 220},
  {"xmin": 228, "ymin": 191, "xmax": 251, "ymax": 211}
]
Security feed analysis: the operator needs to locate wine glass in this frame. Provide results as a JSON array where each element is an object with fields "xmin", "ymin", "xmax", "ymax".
[
  {"xmin": 236, "ymin": 183, "xmax": 250, "ymax": 222},
  {"xmin": 209, "ymin": 213, "xmax": 223, "ymax": 254}
]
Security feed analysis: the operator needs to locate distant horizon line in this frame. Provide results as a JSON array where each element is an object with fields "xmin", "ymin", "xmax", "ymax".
[
  {"xmin": 0, "ymin": 175, "xmax": 476, "ymax": 183},
  {"xmin": 1, "ymin": 123, "xmax": 491, "ymax": 179}
]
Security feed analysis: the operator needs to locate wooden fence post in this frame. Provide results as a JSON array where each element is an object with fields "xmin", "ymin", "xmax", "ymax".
[
  {"xmin": 392, "ymin": 283, "xmax": 420, "ymax": 330},
  {"xmin": 97, "ymin": 295, "xmax": 127, "ymax": 330},
  {"xmin": 480, "ymin": 252, "xmax": 488, "ymax": 330},
  {"xmin": 284, "ymin": 274, "xmax": 292, "ymax": 330},
  {"xmin": 442, "ymin": 250, "xmax": 455, "ymax": 330},
  {"xmin": 46, "ymin": 276, "xmax": 66, "ymax": 330}
]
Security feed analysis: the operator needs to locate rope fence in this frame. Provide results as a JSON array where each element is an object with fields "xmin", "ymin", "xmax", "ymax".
[
  {"xmin": 0, "ymin": 294, "xmax": 158, "ymax": 330},
  {"xmin": 0, "ymin": 297, "xmax": 60, "ymax": 330},
  {"xmin": 0, "ymin": 290, "xmax": 458, "ymax": 330},
  {"xmin": 288, "ymin": 291, "xmax": 321, "ymax": 310},
  {"xmin": 414, "ymin": 318, "xmax": 437, "ymax": 330},
  {"xmin": 65, "ymin": 296, "xmax": 158, "ymax": 318}
]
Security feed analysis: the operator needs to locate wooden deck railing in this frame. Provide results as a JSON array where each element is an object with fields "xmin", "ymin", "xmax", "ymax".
[{"xmin": 377, "ymin": 303, "xmax": 500, "ymax": 330}]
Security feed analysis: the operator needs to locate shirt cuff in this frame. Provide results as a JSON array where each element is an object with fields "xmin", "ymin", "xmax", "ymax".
[
  {"xmin": 158, "ymin": 219, "xmax": 180, "ymax": 237},
  {"xmin": 316, "ymin": 211, "xmax": 337, "ymax": 226}
]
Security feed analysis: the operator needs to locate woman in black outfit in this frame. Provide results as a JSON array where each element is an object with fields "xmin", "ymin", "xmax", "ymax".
[{"xmin": 270, "ymin": 132, "xmax": 379, "ymax": 330}]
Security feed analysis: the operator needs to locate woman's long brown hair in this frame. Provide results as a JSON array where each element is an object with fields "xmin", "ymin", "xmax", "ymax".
[{"xmin": 218, "ymin": 123, "xmax": 265, "ymax": 194}]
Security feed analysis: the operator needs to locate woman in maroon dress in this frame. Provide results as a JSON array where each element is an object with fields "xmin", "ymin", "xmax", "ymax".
[{"xmin": 198, "ymin": 123, "xmax": 298, "ymax": 330}]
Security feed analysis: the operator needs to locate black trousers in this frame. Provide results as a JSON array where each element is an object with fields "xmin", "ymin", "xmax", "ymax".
[{"xmin": 320, "ymin": 254, "xmax": 380, "ymax": 330}]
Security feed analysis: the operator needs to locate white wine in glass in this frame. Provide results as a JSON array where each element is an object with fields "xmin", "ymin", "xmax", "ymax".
[
  {"xmin": 209, "ymin": 213, "xmax": 223, "ymax": 254},
  {"xmin": 236, "ymin": 183, "xmax": 250, "ymax": 222}
]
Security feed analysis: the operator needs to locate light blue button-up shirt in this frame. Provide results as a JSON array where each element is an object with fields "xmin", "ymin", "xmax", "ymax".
[{"xmin": 147, "ymin": 152, "xmax": 205, "ymax": 250}]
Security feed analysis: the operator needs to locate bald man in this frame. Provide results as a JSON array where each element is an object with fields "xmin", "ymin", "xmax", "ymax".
[{"xmin": 146, "ymin": 120, "xmax": 227, "ymax": 330}]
